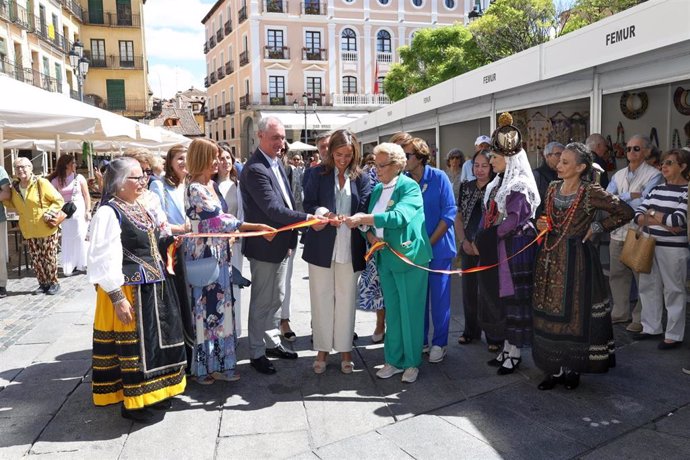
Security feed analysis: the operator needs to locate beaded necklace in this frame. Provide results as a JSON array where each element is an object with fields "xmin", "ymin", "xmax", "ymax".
[
  {"xmin": 113, "ymin": 197, "xmax": 155, "ymax": 232},
  {"xmin": 543, "ymin": 182, "xmax": 585, "ymax": 252}
]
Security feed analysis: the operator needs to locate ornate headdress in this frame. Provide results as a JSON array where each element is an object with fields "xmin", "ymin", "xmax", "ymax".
[{"xmin": 491, "ymin": 112, "xmax": 522, "ymax": 157}]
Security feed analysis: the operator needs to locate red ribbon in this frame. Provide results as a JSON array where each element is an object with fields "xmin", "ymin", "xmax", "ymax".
[{"xmin": 365, "ymin": 227, "xmax": 549, "ymax": 276}]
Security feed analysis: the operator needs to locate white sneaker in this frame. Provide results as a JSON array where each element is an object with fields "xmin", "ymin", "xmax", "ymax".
[
  {"xmin": 401, "ymin": 367, "xmax": 419, "ymax": 383},
  {"xmin": 376, "ymin": 363, "xmax": 403, "ymax": 379},
  {"xmin": 428, "ymin": 345, "xmax": 447, "ymax": 363}
]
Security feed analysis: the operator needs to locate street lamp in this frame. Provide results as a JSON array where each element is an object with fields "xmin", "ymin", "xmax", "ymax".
[
  {"xmin": 293, "ymin": 92, "xmax": 318, "ymax": 144},
  {"xmin": 69, "ymin": 40, "xmax": 90, "ymax": 102}
]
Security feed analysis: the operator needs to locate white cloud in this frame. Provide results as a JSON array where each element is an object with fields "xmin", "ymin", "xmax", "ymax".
[
  {"xmin": 146, "ymin": 27, "xmax": 206, "ymax": 60},
  {"xmin": 149, "ymin": 63, "xmax": 204, "ymax": 99}
]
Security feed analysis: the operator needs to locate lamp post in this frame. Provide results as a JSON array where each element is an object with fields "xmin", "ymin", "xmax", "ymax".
[
  {"xmin": 293, "ymin": 92, "xmax": 318, "ymax": 144},
  {"xmin": 69, "ymin": 40, "xmax": 90, "ymax": 102}
]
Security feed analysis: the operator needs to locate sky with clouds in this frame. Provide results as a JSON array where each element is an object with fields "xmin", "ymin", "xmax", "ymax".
[{"xmin": 144, "ymin": 0, "xmax": 215, "ymax": 99}]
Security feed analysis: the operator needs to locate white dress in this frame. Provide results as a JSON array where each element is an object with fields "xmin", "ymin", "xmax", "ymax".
[{"xmin": 52, "ymin": 174, "xmax": 89, "ymax": 274}]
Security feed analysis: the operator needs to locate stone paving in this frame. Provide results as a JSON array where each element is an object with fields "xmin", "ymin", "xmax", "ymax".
[{"xmin": 1, "ymin": 245, "xmax": 690, "ymax": 459}]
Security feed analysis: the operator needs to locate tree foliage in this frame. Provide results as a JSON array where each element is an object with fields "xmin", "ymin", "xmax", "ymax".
[
  {"xmin": 383, "ymin": 24, "xmax": 484, "ymax": 102},
  {"xmin": 560, "ymin": 0, "xmax": 643, "ymax": 35},
  {"xmin": 468, "ymin": 0, "xmax": 557, "ymax": 62}
]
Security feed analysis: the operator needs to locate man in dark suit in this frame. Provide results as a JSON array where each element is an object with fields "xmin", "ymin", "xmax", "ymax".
[{"xmin": 240, "ymin": 117, "xmax": 325, "ymax": 374}]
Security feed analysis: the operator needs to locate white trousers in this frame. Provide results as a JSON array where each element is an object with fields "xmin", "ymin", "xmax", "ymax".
[
  {"xmin": 309, "ymin": 261, "xmax": 359, "ymax": 353},
  {"xmin": 639, "ymin": 245, "xmax": 689, "ymax": 341}
]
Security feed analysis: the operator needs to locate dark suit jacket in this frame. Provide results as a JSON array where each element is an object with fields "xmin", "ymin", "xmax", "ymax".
[
  {"xmin": 240, "ymin": 148, "xmax": 308, "ymax": 263},
  {"xmin": 301, "ymin": 165, "xmax": 372, "ymax": 272}
]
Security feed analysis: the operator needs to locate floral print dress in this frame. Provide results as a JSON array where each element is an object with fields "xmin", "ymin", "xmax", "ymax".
[{"xmin": 184, "ymin": 182, "xmax": 242, "ymax": 378}]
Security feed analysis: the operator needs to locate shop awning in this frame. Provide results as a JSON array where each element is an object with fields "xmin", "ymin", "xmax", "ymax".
[{"xmin": 258, "ymin": 111, "xmax": 368, "ymax": 131}]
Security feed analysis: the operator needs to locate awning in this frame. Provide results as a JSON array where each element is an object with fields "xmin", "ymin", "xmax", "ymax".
[{"xmin": 258, "ymin": 111, "xmax": 368, "ymax": 131}]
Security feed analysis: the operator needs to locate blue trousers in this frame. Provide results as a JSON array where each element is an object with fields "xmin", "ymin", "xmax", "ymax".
[{"xmin": 423, "ymin": 257, "xmax": 452, "ymax": 347}]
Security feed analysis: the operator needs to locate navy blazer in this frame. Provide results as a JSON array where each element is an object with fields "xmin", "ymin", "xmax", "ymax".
[
  {"xmin": 301, "ymin": 165, "xmax": 372, "ymax": 272},
  {"xmin": 240, "ymin": 148, "xmax": 308, "ymax": 263}
]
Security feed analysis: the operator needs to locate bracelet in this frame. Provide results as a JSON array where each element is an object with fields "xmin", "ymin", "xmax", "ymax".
[{"xmin": 107, "ymin": 289, "xmax": 126, "ymax": 305}]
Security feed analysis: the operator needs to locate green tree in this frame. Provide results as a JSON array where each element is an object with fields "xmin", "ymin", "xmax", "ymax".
[
  {"xmin": 560, "ymin": 0, "xmax": 643, "ymax": 35},
  {"xmin": 383, "ymin": 24, "xmax": 484, "ymax": 102},
  {"xmin": 468, "ymin": 0, "xmax": 557, "ymax": 62}
]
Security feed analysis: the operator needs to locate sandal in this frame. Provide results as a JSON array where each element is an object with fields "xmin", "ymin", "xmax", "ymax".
[
  {"xmin": 340, "ymin": 361, "xmax": 354, "ymax": 374},
  {"xmin": 487, "ymin": 351, "xmax": 508, "ymax": 367},
  {"xmin": 193, "ymin": 375, "xmax": 215, "ymax": 385},
  {"xmin": 211, "ymin": 371, "xmax": 240, "ymax": 382},
  {"xmin": 457, "ymin": 335, "xmax": 473, "ymax": 345},
  {"xmin": 313, "ymin": 360, "xmax": 327, "ymax": 375},
  {"xmin": 497, "ymin": 356, "xmax": 522, "ymax": 375}
]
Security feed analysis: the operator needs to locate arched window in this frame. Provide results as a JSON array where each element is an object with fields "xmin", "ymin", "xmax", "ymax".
[
  {"xmin": 342, "ymin": 76, "xmax": 357, "ymax": 94},
  {"xmin": 444, "ymin": 0, "xmax": 455, "ymax": 9},
  {"xmin": 341, "ymin": 28, "xmax": 357, "ymax": 51},
  {"xmin": 411, "ymin": 0, "xmax": 423, "ymax": 6},
  {"xmin": 376, "ymin": 30, "xmax": 391, "ymax": 53}
]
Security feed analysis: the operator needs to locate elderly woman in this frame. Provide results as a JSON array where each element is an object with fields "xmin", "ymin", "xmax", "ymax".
[
  {"xmin": 49, "ymin": 154, "xmax": 91, "ymax": 276},
  {"xmin": 455, "ymin": 149, "xmax": 499, "ymax": 349},
  {"xmin": 533, "ymin": 143, "xmax": 633, "ymax": 390},
  {"xmin": 345, "ymin": 142, "xmax": 432, "ymax": 383},
  {"xmin": 633, "ymin": 148, "xmax": 690, "ymax": 350},
  {"xmin": 445, "ymin": 148, "xmax": 464, "ymax": 200},
  {"xmin": 404, "ymin": 138, "xmax": 456, "ymax": 363},
  {"xmin": 1, "ymin": 157, "xmax": 64, "ymax": 295},
  {"xmin": 87, "ymin": 157, "xmax": 187, "ymax": 423},
  {"xmin": 475, "ymin": 114, "xmax": 540, "ymax": 375},
  {"xmin": 303, "ymin": 129, "xmax": 371, "ymax": 374},
  {"xmin": 185, "ymin": 138, "xmax": 274, "ymax": 384}
]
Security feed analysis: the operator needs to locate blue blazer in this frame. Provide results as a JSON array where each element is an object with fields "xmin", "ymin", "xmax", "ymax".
[
  {"xmin": 302, "ymin": 165, "xmax": 371, "ymax": 272},
  {"xmin": 240, "ymin": 148, "xmax": 308, "ymax": 263}
]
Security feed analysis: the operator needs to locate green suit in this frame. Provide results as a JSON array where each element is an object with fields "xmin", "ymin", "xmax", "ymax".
[{"xmin": 368, "ymin": 174, "xmax": 432, "ymax": 369}]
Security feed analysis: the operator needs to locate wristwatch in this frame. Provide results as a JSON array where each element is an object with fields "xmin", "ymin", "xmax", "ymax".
[{"xmin": 649, "ymin": 209, "xmax": 656, "ymax": 217}]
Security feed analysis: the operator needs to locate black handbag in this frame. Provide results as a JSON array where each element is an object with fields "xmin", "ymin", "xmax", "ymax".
[{"xmin": 61, "ymin": 177, "xmax": 79, "ymax": 218}]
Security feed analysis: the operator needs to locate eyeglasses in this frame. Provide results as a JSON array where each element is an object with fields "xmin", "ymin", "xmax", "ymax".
[
  {"xmin": 143, "ymin": 168, "xmax": 153, "ymax": 176},
  {"xmin": 662, "ymin": 159, "xmax": 678, "ymax": 166},
  {"xmin": 547, "ymin": 151, "xmax": 563, "ymax": 157},
  {"xmin": 405, "ymin": 153, "xmax": 419, "ymax": 160},
  {"xmin": 127, "ymin": 176, "xmax": 149, "ymax": 184},
  {"xmin": 14, "ymin": 165, "xmax": 30, "ymax": 170},
  {"xmin": 375, "ymin": 162, "xmax": 394, "ymax": 169},
  {"xmin": 626, "ymin": 146, "xmax": 642, "ymax": 152}
]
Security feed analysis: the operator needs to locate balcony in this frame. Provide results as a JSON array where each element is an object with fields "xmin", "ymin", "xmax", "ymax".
[
  {"xmin": 81, "ymin": 9, "xmax": 140, "ymax": 27},
  {"xmin": 269, "ymin": 95, "xmax": 286, "ymax": 106},
  {"xmin": 225, "ymin": 60, "xmax": 234, "ymax": 75},
  {"xmin": 204, "ymin": 76, "xmax": 210, "ymax": 88},
  {"xmin": 216, "ymin": 28, "xmax": 223, "ymax": 42},
  {"xmin": 341, "ymin": 51, "xmax": 358, "ymax": 62},
  {"xmin": 238, "ymin": 6, "xmax": 247, "ymax": 23},
  {"xmin": 84, "ymin": 53, "xmax": 145, "ymax": 69},
  {"xmin": 264, "ymin": 46, "xmax": 289, "ymax": 60},
  {"xmin": 210, "ymin": 71, "xmax": 217, "ymax": 84},
  {"xmin": 0, "ymin": 58, "xmax": 62, "ymax": 94},
  {"xmin": 225, "ymin": 101, "xmax": 235, "ymax": 114},
  {"xmin": 209, "ymin": 35, "xmax": 216, "ymax": 48},
  {"xmin": 307, "ymin": 94, "xmax": 324, "ymax": 106},
  {"xmin": 204, "ymin": 42, "xmax": 209, "ymax": 54},
  {"xmin": 70, "ymin": 89, "xmax": 79, "ymax": 100},
  {"xmin": 332, "ymin": 93, "xmax": 391, "ymax": 106},
  {"xmin": 61, "ymin": 0, "xmax": 83, "ymax": 20},
  {"xmin": 1, "ymin": 1, "xmax": 30, "ymax": 29},
  {"xmin": 100, "ymin": 98, "xmax": 147, "ymax": 113},
  {"xmin": 224, "ymin": 20, "xmax": 232, "ymax": 35},
  {"xmin": 239, "ymin": 94, "xmax": 250, "ymax": 110},
  {"xmin": 264, "ymin": 0, "xmax": 287, "ymax": 13},
  {"xmin": 301, "ymin": 2, "xmax": 325, "ymax": 15},
  {"xmin": 30, "ymin": 20, "xmax": 70, "ymax": 54},
  {"xmin": 217, "ymin": 65, "xmax": 225, "ymax": 79},
  {"xmin": 239, "ymin": 50, "xmax": 249, "ymax": 66},
  {"xmin": 209, "ymin": 108, "xmax": 216, "ymax": 120},
  {"xmin": 376, "ymin": 52, "xmax": 393, "ymax": 63},
  {"xmin": 302, "ymin": 48, "xmax": 326, "ymax": 61},
  {"xmin": 217, "ymin": 105, "xmax": 224, "ymax": 117}
]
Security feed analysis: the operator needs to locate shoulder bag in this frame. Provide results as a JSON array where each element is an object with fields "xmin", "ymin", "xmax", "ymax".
[{"xmin": 61, "ymin": 176, "xmax": 78, "ymax": 218}]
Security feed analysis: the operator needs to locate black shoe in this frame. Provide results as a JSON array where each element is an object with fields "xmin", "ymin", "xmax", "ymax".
[
  {"xmin": 121, "ymin": 405, "xmax": 155, "ymax": 423},
  {"xmin": 46, "ymin": 283, "xmax": 60, "ymax": 295},
  {"xmin": 149, "ymin": 399, "xmax": 173, "ymax": 410},
  {"xmin": 250, "ymin": 356, "xmax": 277, "ymax": 375},
  {"xmin": 353, "ymin": 332, "xmax": 359, "ymax": 341},
  {"xmin": 32, "ymin": 284, "xmax": 48, "ymax": 295},
  {"xmin": 487, "ymin": 351, "xmax": 507, "ymax": 368},
  {"xmin": 538, "ymin": 373, "xmax": 565, "ymax": 391},
  {"xmin": 497, "ymin": 356, "xmax": 521, "ymax": 375},
  {"xmin": 266, "ymin": 345, "xmax": 298, "ymax": 360},
  {"xmin": 658, "ymin": 341, "xmax": 682, "ymax": 350},
  {"xmin": 631, "ymin": 332, "xmax": 663, "ymax": 340},
  {"xmin": 564, "ymin": 372, "xmax": 580, "ymax": 390},
  {"xmin": 0, "ymin": 287, "xmax": 7, "ymax": 298}
]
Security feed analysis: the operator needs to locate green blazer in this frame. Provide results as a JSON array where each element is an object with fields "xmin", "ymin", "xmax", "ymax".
[{"xmin": 367, "ymin": 174, "xmax": 432, "ymax": 273}]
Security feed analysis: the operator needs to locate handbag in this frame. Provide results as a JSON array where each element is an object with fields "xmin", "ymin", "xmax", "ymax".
[
  {"xmin": 185, "ymin": 257, "xmax": 220, "ymax": 287},
  {"xmin": 231, "ymin": 265, "xmax": 251, "ymax": 288},
  {"xmin": 619, "ymin": 227, "xmax": 655, "ymax": 274},
  {"xmin": 61, "ymin": 177, "xmax": 79, "ymax": 218}
]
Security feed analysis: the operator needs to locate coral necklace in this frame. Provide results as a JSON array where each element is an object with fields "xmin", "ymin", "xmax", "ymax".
[{"xmin": 543, "ymin": 182, "xmax": 585, "ymax": 252}]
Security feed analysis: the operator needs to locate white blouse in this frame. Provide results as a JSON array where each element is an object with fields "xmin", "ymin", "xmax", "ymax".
[
  {"xmin": 87, "ymin": 205, "xmax": 124, "ymax": 293},
  {"xmin": 372, "ymin": 176, "xmax": 398, "ymax": 238}
]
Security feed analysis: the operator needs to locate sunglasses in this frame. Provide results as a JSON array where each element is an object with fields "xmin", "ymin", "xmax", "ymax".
[
  {"xmin": 626, "ymin": 146, "xmax": 642, "ymax": 152},
  {"xmin": 661, "ymin": 159, "xmax": 678, "ymax": 166},
  {"xmin": 143, "ymin": 168, "xmax": 154, "ymax": 176}
]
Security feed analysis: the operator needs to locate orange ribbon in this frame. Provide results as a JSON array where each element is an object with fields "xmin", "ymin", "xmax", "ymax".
[
  {"xmin": 364, "ymin": 227, "xmax": 549, "ymax": 276},
  {"xmin": 166, "ymin": 217, "xmax": 324, "ymax": 275}
]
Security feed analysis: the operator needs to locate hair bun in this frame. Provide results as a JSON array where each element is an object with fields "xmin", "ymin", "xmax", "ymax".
[{"xmin": 498, "ymin": 112, "xmax": 513, "ymax": 128}]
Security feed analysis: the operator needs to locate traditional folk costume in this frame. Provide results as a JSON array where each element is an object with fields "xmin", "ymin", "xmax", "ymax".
[
  {"xmin": 88, "ymin": 198, "xmax": 186, "ymax": 410},
  {"xmin": 533, "ymin": 182, "xmax": 633, "ymax": 376}
]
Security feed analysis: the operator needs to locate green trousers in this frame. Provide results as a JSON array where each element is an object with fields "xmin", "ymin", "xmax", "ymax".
[{"xmin": 378, "ymin": 263, "xmax": 429, "ymax": 369}]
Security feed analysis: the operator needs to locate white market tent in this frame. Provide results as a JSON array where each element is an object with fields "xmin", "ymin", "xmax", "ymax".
[{"xmin": 288, "ymin": 140, "xmax": 317, "ymax": 151}]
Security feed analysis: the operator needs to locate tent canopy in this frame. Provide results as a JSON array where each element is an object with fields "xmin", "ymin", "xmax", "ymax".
[{"xmin": 288, "ymin": 141, "xmax": 317, "ymax": 151}]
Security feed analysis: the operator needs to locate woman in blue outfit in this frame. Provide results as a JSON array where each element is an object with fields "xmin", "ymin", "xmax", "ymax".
[
  {"xmin": 184, "ymin": 138, "xmax": 274, "ymax": 384},
  {"xmin": 403, "ymin": 138, "xmax": 457, "ymax": 363},
  {"xmin": 302, "ymin": 129, "xmax": 371, "ymax": 374},
  {"xmin": 149, "ymin": 144, "xmax": 191, "ymax": 235}
]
